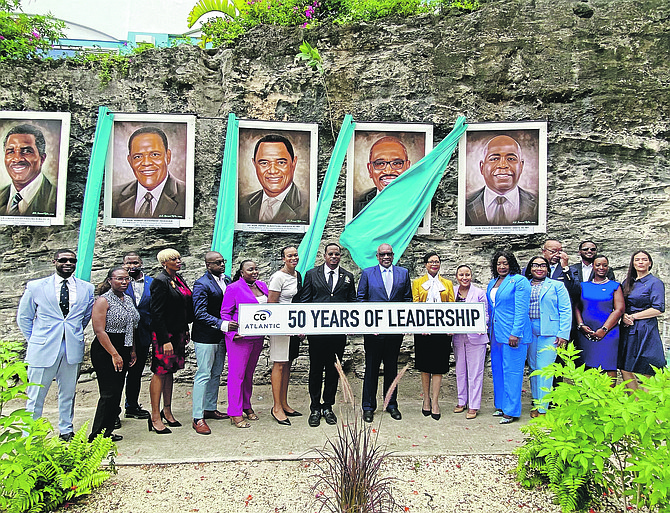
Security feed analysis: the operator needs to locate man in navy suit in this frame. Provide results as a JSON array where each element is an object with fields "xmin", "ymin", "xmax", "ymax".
[
  {"xmin": 357, "ymin": 243, "xmax": 412, "ymax": 423},
  {"xmin": 191, "ymin": 251, "xmax": 238, "ymax": 435},
  {"xmin": 540, "ymin": 239, "xmax": 576, "ymax": 293},
  {"xmin": 122, "ymin": 252, "xmax": 153, "ymax": 419},
  {"xmin": 567, "ymin": 240, "xmax": 615, "ymax": 284},
  {"xmin": 294, "ymin": 242, "xmax": 357, "ymax": 427},
  {"xmin": 17, "ymin": 249, "xmax": 94, "ymax": 441}
]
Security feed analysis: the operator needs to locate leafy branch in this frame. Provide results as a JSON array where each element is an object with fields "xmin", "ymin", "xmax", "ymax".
[{"xmin": 297, "ymin": 40, "xmax": 336, "ymax": 142}]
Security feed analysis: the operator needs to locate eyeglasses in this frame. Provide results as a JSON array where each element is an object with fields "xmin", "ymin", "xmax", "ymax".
[
  {"xmin": 426, "ymin": 260, "xmax": 441, "ymax": 265},
  {"xmin": 531, "ymin": 263, "xmax": 548, "ymax": 268},
  {"xmin": 111, "ymin": 276, "xmax": 131, "ymax": 282},
  {"xmin": 378, "ymin": 252, "xmax": 394, "ymax": 257},
  {"xmin": 371, "ymin": 159, "xmax": 407, "ymax": 171},
  {"xmin": 581, "ymin": 247, "xmax": 597, "ymax": 252},
  {"xmin": 542, "ymin": 248, "xmax": 560, "ymax": 254},
  {"xmin": 207, "ymin": 260, "xmax": 225, "ymax": 265},
  {"xmin": 56, "ymin": 258, "xmax": 77, "ymax": 263}
]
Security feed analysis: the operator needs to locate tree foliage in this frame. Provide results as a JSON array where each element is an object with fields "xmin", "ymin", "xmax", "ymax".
[{"xmin": 0, "ymin": 0, "xmax": 65, "ymax": 61}]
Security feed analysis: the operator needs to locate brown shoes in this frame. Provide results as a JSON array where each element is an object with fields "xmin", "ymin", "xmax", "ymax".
[
  {"xmin": 203, "ymin": 410, "xmax": 229, "ymax": 420},
  {"xmin": 466, "ymin": 409, "xmax": 478, "ymax": 420},
  {"xmin": 453, "ymin": 405, "xmax": 466, "ymax": 414},
  {"xmin": 192, "ymin": 419, "xmax": 211, "ymax": 435}
]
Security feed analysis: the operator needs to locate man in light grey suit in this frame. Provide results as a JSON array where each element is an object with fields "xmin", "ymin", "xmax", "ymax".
[
  {"xmin": 465, "ymin": 135, "xmax": 538, "ymax": 226},
  {"xmin": 112, "ymin": 127, "xmax": 186, "ymax": 219},
  {"xmin": 17, "ymin": 249, "xmax": 94, "ymax": 441}
]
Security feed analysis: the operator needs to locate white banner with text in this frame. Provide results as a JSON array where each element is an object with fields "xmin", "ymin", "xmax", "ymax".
[{"xmin": 238, "ymin": 302, "xmax": 487, "ymax": 336}]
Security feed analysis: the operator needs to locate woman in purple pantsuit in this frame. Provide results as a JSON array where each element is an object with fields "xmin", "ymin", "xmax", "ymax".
[
  {"xmin": 452, "ymin": 265, "xmax": 489, "ymax": 420},
  {"xmin": 220, "ymin": 261, "xmax": 268, "ymax": 428}
]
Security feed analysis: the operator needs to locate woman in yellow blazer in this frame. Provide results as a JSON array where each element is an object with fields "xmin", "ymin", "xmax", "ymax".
[{"xmin": 411, "ymin": 251, "xmax": 455, "ymax": 420}]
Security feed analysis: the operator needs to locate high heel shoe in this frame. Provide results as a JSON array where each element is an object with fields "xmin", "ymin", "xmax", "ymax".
[
  {"xmin": 231, "ymin": 416, "xmax": 251, "ymax": 429},
  {"xmin": 271, "ymin": 409, "xmax": 291, "ymax": 426},
  {"xmin": 422, "ymin": 400, "xmax": 431, "ymax": 417},
  {"xmin": 160, "ymin": 409, "xmax": 182, "ymax": 427},
  {"xmin": 147, "ymin": 417, "xmax": 172, "ymax": 434},
  {"xmin": 431, "ymin": 412, "xmax": 441, "ymax": 421}
]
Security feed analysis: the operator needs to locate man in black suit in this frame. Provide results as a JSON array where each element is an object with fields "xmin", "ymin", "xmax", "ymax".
[
  {"xmin": 294, "ymin": 243, "xmax": 357, "ymax": 427},
  {"xmin": 190, "ymin": 251, "xmax": 238, "ymax": 435},
  {"xmin": 238, "ymin": 134, "xmax": 308, "ymax": 224},
  {"xmin": 0, "ymin": 124, "xmax": 57, "ymax": 216},
  {"xmin": 356, "ymin": 243, "xmax": 412, "ymax": 423},
  {"xmin": 568, "ymin": 240, "xmax": 615, "ymax": 284},
  {"xmin": 540, "ymin": 239, "xmax": 574, "ymax": 287},
  {"xmin": 465, "ymin": 135, "xmax": 538, "ymax": 226},
  {"xmin": 112, "ymin": 127, "xmax": 186, "ymax": 219}
]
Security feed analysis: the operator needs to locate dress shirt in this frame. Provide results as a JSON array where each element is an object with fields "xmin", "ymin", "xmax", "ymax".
[
  {"xmin": 6, "ymin": 175, "xmax": 45, "ymax": 214},
  {"xmin": 581, "ymin": 263, "xmax": 593, "ymax": 282},
  {"xmin": 210, "ymin": 272, "xmax": 230, "ymax": 332},
  {"xmin": 131, "ymin": 274, "xmax": 145, "ymax": 303},
  {"xmin": 133, "ymin": 178, "xmax": 168, "ymax": 216},
  {"xmin": 259, "ymin": 186, "xmax": 291, "ymax": 222},
  {"xmin": 380, "ymin": 265, "xmax": 393, "ymax": 296},
  {"xmin": 324, "ymin": 266, "xmax": 339, "ymax": 291},
  {"xmin": 54, "ymin": 274, "xmax": 76, "ymax": 308},
  {"xmin": 484, "ymin": 186, "xmax": 520, "ymax": 223}
]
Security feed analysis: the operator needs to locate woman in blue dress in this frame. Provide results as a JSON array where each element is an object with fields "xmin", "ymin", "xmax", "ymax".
[
  {"xmin": 619, "ymin": 250, "xmax": 666, "ymax": 390},
  {"xmin": 574, "ymin": 255, "xmax": 625, "ymax": 381}
]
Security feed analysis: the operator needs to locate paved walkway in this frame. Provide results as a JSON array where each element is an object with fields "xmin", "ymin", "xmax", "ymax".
[{"xmin": 36, "ymin": 370, "xmax": 533, "ymax": 465}]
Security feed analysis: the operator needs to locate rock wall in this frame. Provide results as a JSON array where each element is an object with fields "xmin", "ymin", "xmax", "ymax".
[{"xmin": 1, "ymin": 0, "xmax": 669, "ymax": 381}]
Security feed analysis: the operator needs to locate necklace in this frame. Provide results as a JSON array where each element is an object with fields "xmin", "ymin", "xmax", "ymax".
[{"xmin": 593, "ymin": 278, "xmax": 609, "ymax": 284}]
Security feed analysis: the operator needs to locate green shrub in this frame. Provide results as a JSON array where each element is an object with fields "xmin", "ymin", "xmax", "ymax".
[
  {"xmin": 515, "ymin": 343, "xmax": 670, "ymax": 512},
  {"xmin": 0, "ymin": 341, "xmax": 117, "ymax": 513},
  {"xmin": 0, "ymin": 0, "xmax": 65, "ymax": 61}
]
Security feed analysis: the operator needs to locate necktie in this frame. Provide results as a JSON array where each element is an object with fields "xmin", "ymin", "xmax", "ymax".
[
  {"xmin": 137, "ymin": 192, "xmax": 154, "ymax": 217},
  {"xmin": 259, "ymin": 197, "xmax": 279, "ymax": 222},
  {"xmin": 328, "ymin": 270, "xmax": 334, "ymax": 292},
  {"xmin": 492, "ymin": 196, "xmax": 509, "ymax": 225},
  {"xmin": 9, "ymin": 192, "xmax": 22, "ymax": 214},
  {"xmin": 60, "ymin": 279, "xmax": 70, "ymax": 317},
  {"xmin": 382, "ymin": 269, "xmax": 392, "ymax": 297}
]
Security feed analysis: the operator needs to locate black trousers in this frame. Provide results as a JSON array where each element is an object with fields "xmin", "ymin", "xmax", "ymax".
[
  {"xmin": 124, "ymin": 342, "xmax": 150, "ymax": 409},
  {"xmin": 90, "ymin": 334, "xmax": 130, "ymax": 440},
  {"xmin": 308, "ymin": 335, "xmax": 346, "ymax": 412},
  {"xmin": 362, "ymin": 334, "xmax": 402, "ymax": 412}
]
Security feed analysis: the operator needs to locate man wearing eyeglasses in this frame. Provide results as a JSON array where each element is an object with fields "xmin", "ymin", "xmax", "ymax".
[
  {"xmin": 16, "ymin": 249, "xmax": 95, "ymax": 441},
  {"xmin": 238, "ymin": 134, "xmax": 308, "ymax": 224},
  {"xmin": 567, "ymin": 241, "xmax": 615, "ymax": 284},
  {"xmin": 354, "ymin": 136, "xmax": 411, "ymax": 217},
  {"xmin": 190, "ymin": 251, "xmax": 238, "ymax": 434}
]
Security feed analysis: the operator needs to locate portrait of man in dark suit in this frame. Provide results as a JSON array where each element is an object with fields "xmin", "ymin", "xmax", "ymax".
[
  {"xmin": 238, "ymin": 134, "xmax": 308, "ymax": 225},
  {"xmin": 0, "ymin": 124, "xmax": 57, "ymax": 217},
  {"xmin": 112, "ymin": 127, "xmax": 186, "ymax": 219}
]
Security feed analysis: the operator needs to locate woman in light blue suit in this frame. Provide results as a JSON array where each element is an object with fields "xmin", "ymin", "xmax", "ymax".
[
  {"xmin": 486, "ymin": 250, "xmax": 531, "ymax": 424},
  {"xmin": 524, "ymin": 256, "xmax": 572, "ymax": 417}
]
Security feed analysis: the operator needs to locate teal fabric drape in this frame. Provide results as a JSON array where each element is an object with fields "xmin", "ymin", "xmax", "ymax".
[
  {"xmin": 211, "ymin": 113, "xmax": 239, "ymax": 277},
  {"xmin": 75, "ymin": 107, "xmax": 114, "ymax": 281},
  {"xmin": 297, "ymin": 115, "xmax": 355, "ymax": 274},
  {"xmin": 340, "ymin": 116, "xmax": 467, "ymax": 269}
]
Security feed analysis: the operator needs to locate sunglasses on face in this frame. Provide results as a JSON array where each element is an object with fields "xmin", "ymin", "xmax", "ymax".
[
  {"xmin": 378, "ymin": 252, "xmax": 393, "ymax": 257},
  {"xmin": 56, "ymin": 258, "xmax": 77, "ymax": 263}
]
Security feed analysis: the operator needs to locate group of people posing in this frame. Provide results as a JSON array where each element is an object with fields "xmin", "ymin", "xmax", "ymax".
[{"xmin": 16, "ymin": 238, "xmax": 666, "ymax": 441}]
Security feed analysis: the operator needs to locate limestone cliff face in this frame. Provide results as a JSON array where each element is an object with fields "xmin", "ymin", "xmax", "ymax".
[{"xmin": 1, "ymin": 0, "xmax": 669, "ymax": 380}]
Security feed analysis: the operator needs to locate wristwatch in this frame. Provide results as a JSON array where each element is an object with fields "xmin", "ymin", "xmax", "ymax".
[{"xmin": 600, "ymin": 326, "xmax": 609, "ymax": 333}]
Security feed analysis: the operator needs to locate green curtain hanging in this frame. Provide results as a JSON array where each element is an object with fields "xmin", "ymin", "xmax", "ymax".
[
  {"xmin": 340, "ymin": 116, "xmax": 468, "ymax": 269},
  {"xmin": 297, "ymin": 115, "xmax": 355, "ymax": 274},
  {"xmin": 211, "ymin": 113, "xmax": 239, "ymax": 277},
  {"xmin": 75, "ymin": 106, "xmax": 114, "ymax": 282}
]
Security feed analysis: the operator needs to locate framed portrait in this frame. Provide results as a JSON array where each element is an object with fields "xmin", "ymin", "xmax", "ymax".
[
  {"xmin": 345, "ymin": 122, "xmax": 433, "ymax": 235},
  {"xmin": 103, "ymin": 113, "xmax": 195, "ymax": 228},
  {"xmin": 457, "ymin": 121, "xmax": 547, "ymax": 235},
  {"xmin": 235, "ymin": 120, "xmax": 318, "ymax": 233},
  {"xmin": 0, "ymin": 111, "xmax": 70, "ymax": 226}
]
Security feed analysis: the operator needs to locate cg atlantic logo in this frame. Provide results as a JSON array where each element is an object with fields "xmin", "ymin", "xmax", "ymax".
[{"xmin": 253, "ymin": 309, "xmax": 272, "ymax": 321}]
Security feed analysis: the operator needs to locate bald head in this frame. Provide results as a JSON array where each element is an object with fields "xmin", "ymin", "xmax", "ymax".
[
  {"xmin": 367, "ymin": 136, "xmax": 411, "ymax": 192},
  {"xmin": 479, "ymin": 135, "xmax": 524, "ymax": 195}
]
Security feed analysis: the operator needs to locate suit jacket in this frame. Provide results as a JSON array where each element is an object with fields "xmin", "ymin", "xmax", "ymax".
[
  {"xmin": 455, "ymin": 284, "xmax": 490, "ymax": 345},
  {"xmin": 354, "ymin": 187, "xmax": 377, "ymax": 217},
  {"xmin": 17, "ymin": 274, "xmax": 94, "ymax": 366},
  {"xmin": 124, "ymin": 274, "xmax": 153, "ymax": 347},
  {"xmin": 567, "ymin": 263, "xmax": 615, "ymax": 284},
  {"xmin": 357, "ymin": 265, "xmax": 412, "ymax": 303},
  {"xmin": 465, "ymin": 186, "xmax": 538, "ymax": 226},
  {"xmin": 150, "ymin": 270, "xmax": 194, "ymax": 346},
  {"xmin": 486, "ymin": 274, "xmax": 532, "ymax": 345},
  {"xmin": 294, "ymin": 264, "xmax": 356, "ymax": 304},
  {"xmin": 112, "ymin": 174, "xmax": 186, "ymax": 219},
  {"xmin": 534, "ymin": 278, "xmax": 572, "ymax": 339},
  {"xmin": 238, "ymin": 183, "xmax": 308, "ymax": 224},
  {"xmin": 411, "ymin": 274, "xmax": 455, "ymax": 303},
  {"xmin": 0, "ymin": 175, "xmax": 57, "ymax": 216},
  {"xmin": 220, "ymin": 278, "xmax": 269, "ymax": 345},
  {"xmin": 192, "ymin": 271, "xmax": 232, "ymax": 344}
]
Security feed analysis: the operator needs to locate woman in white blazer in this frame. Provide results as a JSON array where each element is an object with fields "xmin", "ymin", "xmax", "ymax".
[
  {"xmin": 524, "ymin": 256, "xmax": 572, "ymax": 417},
  {"xmin": 452, "ymin": 265, "xmax": 490, "ymax": 419}
]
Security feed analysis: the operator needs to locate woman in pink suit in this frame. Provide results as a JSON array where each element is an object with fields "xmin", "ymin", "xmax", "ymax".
[
  {"xmin": 220, "ymin": 260, "xmax": 268, "ymax": 429},
  {"xmin": 452, "ymin": 265, "xmax": 490, "ymax": 420}
]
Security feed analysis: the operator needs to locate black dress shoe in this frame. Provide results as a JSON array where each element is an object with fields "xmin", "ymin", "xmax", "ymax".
[
  {"xmin": 271, "ymin": 409, "xmax": 291, "ymax": 426},
  {"xmin": 125, "ymin": 406, "xmax": 150, "ymax": 419},
  {"xmin": 387, "ymin": 407, "xmax": 402, "ymax": 421},
  {"xmin": 160, "ymin": 409, "xmax": 182, "ymax": 427},
  {"xmin": 322, "ymin": 409, "xmax": 337, "ymax": 425},
  {"xmin": 110, "ymin": 434, "xmax": 123, "ymax": 442},
  {"xmin": 114, "ymin": 417, "xmax": 122, "ymax": 430},
  {"xmin": 284, "ymin": 410, "xmax": 303, "ymax": 417},
  {"xmin": 363, "ymin": 410, "xmax": 374, "ymax": 423},
  {"xmin": 59, "ymin": 432, "xmax": 74, "ymax": 442},
  {"xmin": 308, "ymin": 410, "xmax": 321, "ymax": 427}
]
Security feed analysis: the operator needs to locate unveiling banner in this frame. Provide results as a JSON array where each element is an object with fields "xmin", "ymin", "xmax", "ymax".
[{"xmin": 238, "ymin": 302, "xmax": 486, "ymax": 336}]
